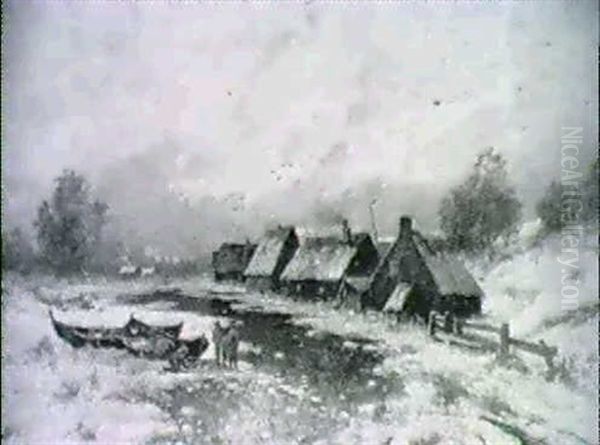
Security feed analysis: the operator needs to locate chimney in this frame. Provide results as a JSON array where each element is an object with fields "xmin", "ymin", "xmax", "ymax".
[
  {"xmin": 399, "ymin": 216, "xmax": 413, "ymax": 238},
  {"xmin": 341, "ymin": 219, "xmax": 353, "ymax": 244}
]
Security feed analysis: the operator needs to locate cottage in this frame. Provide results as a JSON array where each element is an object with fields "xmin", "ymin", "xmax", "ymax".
[
  {"xmin": 281, "ymin": 221, "xmax": 379, "ymax": 300},
  {"xmin": 368, "ymin": 216, "xmax": 483, "ymax": 318},
  {"xmin": 212, "ymin": 242, "xmax": 257, "ymax": 282},
  {"xmin": 244, "ymin": 226, "xmax": 299, "ymax": 291}
]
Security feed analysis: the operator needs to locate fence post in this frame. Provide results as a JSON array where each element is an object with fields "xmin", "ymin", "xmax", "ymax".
[
  {"xmin": 453, "ymin": 317, "xmax": 463, "ymax": 336},
  {"xmin": 540, "ymin": 341, "xmax": 558, "ymax": 378},
  {"xmin": 443, "ymin": 312, "xmax": 453, "ymax": 333},
  {"xmin": 428, "ymin": 312, "xmax": 437, "ymax": 336},
  {"xmin": 498, "ymin": 323, "xmax": 510, "ymax": 358}
]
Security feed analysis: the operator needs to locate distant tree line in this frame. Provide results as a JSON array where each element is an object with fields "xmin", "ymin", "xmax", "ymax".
[
  {"xmin": 2, "ymin": 155, "xmax": 598, "ymax": 274},
  {"xmin": 535, "ymin": 159, "xmax": 598, "ymax": 234},
  {"xmin": 2, "ymin": 227, "xmax": 36, "ymax": 273},
  {"xmin": 2, "ymin": 169, "xmax": 200, "ymax": 276}
]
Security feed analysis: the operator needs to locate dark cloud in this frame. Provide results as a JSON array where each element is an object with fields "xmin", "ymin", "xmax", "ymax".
[{"xmin": 2, "ymin": 1, "xmax": 597, "ymax": 258}]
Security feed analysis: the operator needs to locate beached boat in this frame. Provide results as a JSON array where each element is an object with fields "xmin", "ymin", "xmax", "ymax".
[
  {"xmin": 49, "ymin": 311, "xmax": 183, "ymax": 349},
  {"xmin": 123, "ymin": 314, "xmax": 183, "ymax": 339},
  {"xmin": 49, "ymin": 310, "xmax": 125, "ymax": 348},
  {"xmin": 121, "ymin": 333, "xmax": 209, "ymax": 362},
  {"xmin": 166, "ymin": 335, "xmax": 210, "ymax": 370},
  {"xmin": 49, "ymin": 311, "xmax": 208, "ymax": 365}
]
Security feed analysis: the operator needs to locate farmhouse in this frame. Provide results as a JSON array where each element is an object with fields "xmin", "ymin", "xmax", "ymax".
[
  {"xmin": 280, "ymin": 221, "xmax": 379, "ymax": 300},
  {"xmin": 212, "ymin": 241, "xmax": 257, "ymax": 282},
  {"xmin": 366, "ymin": 216, "xmax": 483, "ymax": 318},
  {"xmin": 244, "ymin": 226, "xmax": 299, "ymax": 291}
]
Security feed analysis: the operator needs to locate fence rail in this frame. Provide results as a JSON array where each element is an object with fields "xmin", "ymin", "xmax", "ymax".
[
  {"xmin": 428, "ymin": 311, "xmax": 558, "ymax": 374},
  {"xmin": 462, "ymin": 321, "xmax": 500, "ymax": 334}
]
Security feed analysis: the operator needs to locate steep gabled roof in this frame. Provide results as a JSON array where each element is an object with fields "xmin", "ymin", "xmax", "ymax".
[
  {"xmin": 412, "ymin": 232, "xmax": 483, "ymax": 298},
  {"xmin": 244, "ymin": 226, "xmax": 295, "ymax": 277},
  {"xmin": 281, "ymin": 237, "xmax": 356, "ymax": 282}
]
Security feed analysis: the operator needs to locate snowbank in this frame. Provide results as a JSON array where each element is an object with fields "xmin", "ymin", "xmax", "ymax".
[
  {"xmin": 2, "ymin": 275, "xmax": 171, "ymax": 443},
  {"xmin": 3, "ymin": 220, "xmax": 597, "ymax": 445}
]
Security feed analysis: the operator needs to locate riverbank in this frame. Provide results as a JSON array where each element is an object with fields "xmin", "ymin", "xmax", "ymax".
[{"xmin": 2, "ymin": 272, "xmax": 597, "ymax": 444}]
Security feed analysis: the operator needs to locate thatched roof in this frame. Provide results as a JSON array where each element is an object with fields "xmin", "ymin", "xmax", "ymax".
[
  {"xmin": 244, "ymin": 226, "xmax": 295, "ymax": 277},
  {"xmin": 281, "ymin": 237, "xmax": 356, "ymax": 282},
  {"xmin": 383, "ymin": 282, "xmax": 413, "ymax": 312},
  {"xmin": 412, "ymin": 233, "xmax": 483, "ymax": 298}
]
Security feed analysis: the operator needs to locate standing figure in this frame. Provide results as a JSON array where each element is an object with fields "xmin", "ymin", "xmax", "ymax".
[
  {"xmin": 212, "ymin": 321, "xmax": 226, "ymax": 367},
  {"xmin": 221, "ymin": 323, "xmax": 241, "ymax": 370}
]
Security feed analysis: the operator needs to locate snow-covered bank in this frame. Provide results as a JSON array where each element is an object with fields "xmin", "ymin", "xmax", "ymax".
[
  {"xmin": 3, "ymin": 221, "xmax": 597, "ymax": 445},
  {"xmin": 171, "ymin": 229, "xmax": 599, "ymax": 444},
  {"xmin": 2, "ymin": 274, "xmax": 345, "ymax": 444},
  {"xmin": 2, "ymin": 274, "xmax": 171, "ymax": 443}
]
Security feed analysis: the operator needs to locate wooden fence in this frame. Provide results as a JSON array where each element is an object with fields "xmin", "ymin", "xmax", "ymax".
[{"xmin": 427, "ymin": 312, "xmax": 559, "ymax": 374}]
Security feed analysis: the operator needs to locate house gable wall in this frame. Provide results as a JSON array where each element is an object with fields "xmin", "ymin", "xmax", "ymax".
[{"xmin": 347, "ymin": 236, "xmax": 379, "ymax": 277}]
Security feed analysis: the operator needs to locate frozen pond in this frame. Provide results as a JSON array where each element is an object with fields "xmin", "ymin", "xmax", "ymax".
[{"xmin": 118, "ymin": 289, "xmax": 401, "ymax": 443}]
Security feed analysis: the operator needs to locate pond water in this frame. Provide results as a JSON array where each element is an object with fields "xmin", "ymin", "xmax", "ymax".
[{"xmin": 118, "ymin": 289, "xmax": 403, "ymax": 443}]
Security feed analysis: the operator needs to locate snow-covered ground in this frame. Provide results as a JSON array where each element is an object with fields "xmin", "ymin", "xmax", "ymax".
[{"xmin": 2, "ymin": 229, "xmax": 598, "ymax": 444}]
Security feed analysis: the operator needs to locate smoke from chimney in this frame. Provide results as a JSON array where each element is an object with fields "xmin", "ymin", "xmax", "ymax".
[{"xmin": 342, "ymin": 219, "xmax": 353, "ymax": 244}]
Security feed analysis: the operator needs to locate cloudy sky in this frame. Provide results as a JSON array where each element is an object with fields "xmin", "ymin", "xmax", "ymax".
[{"xmin": 2, "ymin": 1, "xmax": 598, "ymax": 256}]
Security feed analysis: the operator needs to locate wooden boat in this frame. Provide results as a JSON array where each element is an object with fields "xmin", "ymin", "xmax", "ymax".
[
  {"xmin": 167, "ymin": 335, "xmax": 210, "ymax": 370},
  {"xmin": 49, "ymin": 311, "xmax": 208, "ymax": 365},
  {"xmin": 49, "ymin": 310, "xmax": 126, "ymax": 349},
  {"xmin": 49, "ymin": 311, "xmax": 183, "ymax": 350},
  {"xmin": 121, "ymin": 334, "xmax": 209, "ymax": 362},
  {"xmin": 49, "ymin": 311, "xmax": 89, "ymax": 348},
  {"xmin": 120, "ymin": 334, "xmax": 178, "ymax": 359},
  {"xmin": 123, "ymin": 314, "xmax": 183, "ymax": 339}
]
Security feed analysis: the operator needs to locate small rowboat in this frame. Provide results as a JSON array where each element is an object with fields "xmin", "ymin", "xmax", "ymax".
[
  {"xmin": 49, "ymin": 311, "xmax": 208, "ymax": 365},
  {"xmin": 124, "ymin": 315, "xmax": 183, "ymax": 339},
  {"xmin": 49, "ymin": 311, "xmax": 183, "ymax": 349},
  {"xmin": 167, "ymin": 335, "xmax": 210, "ymax": 370},
  {"xmin": 49, "ymin": 311, "xmax": 89, "ymax": 348},
  {"xmin": 121, "ymin": 333, "xmax": 209, "ymax": 363},
  {"xmin": 49, "ymin": 310, "xmax": 125, "ymax": 348}
]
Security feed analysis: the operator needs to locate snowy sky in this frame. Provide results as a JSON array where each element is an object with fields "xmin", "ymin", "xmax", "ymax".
[{"xmin": 2, "ymin": 1, "xmax": 598, "ymax": 255}]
